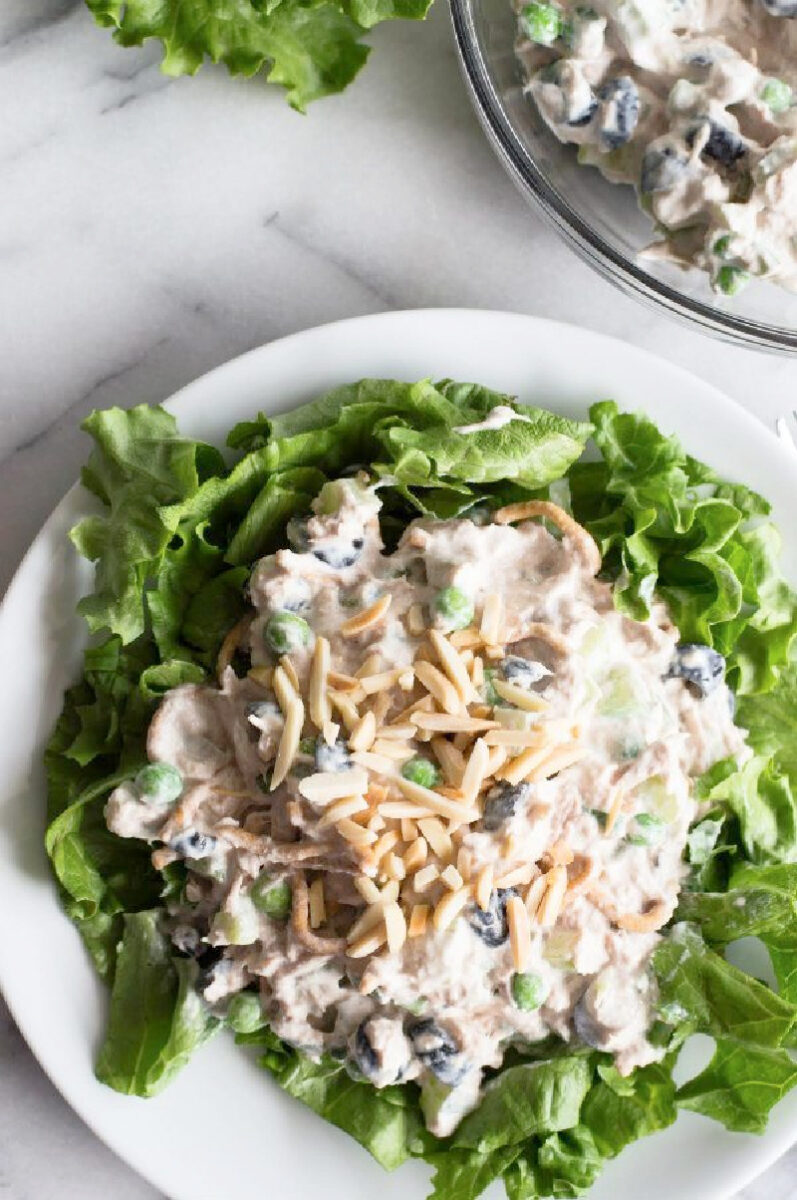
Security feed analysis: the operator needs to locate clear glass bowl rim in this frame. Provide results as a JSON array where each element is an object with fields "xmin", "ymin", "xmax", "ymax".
[{"xmin": 448, "ymin": 0, "xmax": 797, "ymax": 355}]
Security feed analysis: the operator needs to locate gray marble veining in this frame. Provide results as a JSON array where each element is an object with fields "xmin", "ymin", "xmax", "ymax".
[{"xmin": 1, "ymin": 1, "xmax": 795, "ymax": 1197}]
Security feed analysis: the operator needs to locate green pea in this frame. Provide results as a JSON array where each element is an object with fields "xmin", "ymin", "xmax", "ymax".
[
  {"xmin": 712, "ymin": 234, "xmax": 732, "ymax": 257},
  {"xmin": 716, "ymin": 265, "xmax": 750, "ymax": 296},
  {"xmin": 511, "ymin": 972, "xmax": 549, "ymax": 1011},
  {"xmin": 250, "ymin": 874, "xmax": 292, "ymax": 919},
  {"xmin": 265, "ymin": 610, "xmax": 311, "ymax": 654},
  {"xmin": 434, "ymin": 586, "xmax": 474, "ymax": 631},
  {"xmin": 520, "ymin": 1, "xmax": 563, "ymax": 45},
  {"xmin": 627, "ymin": 812, "xmax": 666, "ymax": 846},
  {"xmin": 761, "ymin": 77, "xmax": 792, "ymax": 115},
  {"xmin": 299, "ymin": 737, "xmax": 316, "ymax": 755},
  {"xmin": 227, "ymin": 991, "xmax": 266, "ymax": 1035},
  {"xmin": 135, "ymin": 762, "xmax": 183, "ymax": 805},
  {"xmin": 401, "ymin": 757, "xmax": 442, "ymax": 789}
]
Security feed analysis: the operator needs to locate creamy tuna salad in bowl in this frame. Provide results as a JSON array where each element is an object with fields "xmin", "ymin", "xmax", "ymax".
[
  {"xmin": 450, "ymin": 0, "xmax": 797, "ymax": 349},
  {"xmin": 47, "ymin": 378, "xmax": 797, "ymax": 1200}
]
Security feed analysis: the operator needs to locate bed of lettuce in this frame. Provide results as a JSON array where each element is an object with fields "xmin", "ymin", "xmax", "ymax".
[{"xmin": 44, "ymin": 378, "xmax": 797, "ymax": 1199}]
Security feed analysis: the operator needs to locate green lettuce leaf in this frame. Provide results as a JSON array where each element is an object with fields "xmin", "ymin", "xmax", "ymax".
[
  {"xmin": 676, "ymin": 1038, "xmax": 797, "ymax": 1134},
  {"xmin": 570, "ymin": 402, "xmax": 797, "ymax": 694},
  {"xmin": 653, "ymin": 924, "xmax": 797, "ymax": 1048},
  {"xmin": 257, "ymin": 1040, "xmax": 426, "ymax": 1169},
  {"xmin": 85, "ymin": 0, "xmax": 433, "ymax": 112},
  {"xmin": 452, "ymin": 1057, "xmax": 592, "ymax": 1153},
  {"xmin": 96, "ymin": 910, "xmax": 220, "ymax": 1096}
]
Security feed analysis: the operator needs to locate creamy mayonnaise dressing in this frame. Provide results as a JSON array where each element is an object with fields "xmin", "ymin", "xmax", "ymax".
[
  {"xmin": 106, "ymin": 479, "xmax": 747, "ymax": 1135},
  {"xmin": 454, "ymin": 405, "xmax": 533, "ymax": 434},
  {"xmin": 515, "ymin": 0, "xmax": 797, "ymax": 293}
]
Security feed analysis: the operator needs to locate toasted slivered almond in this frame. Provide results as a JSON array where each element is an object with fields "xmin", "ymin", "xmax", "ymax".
[
  {"xmin": 392, "ymin": 693, "xmax": 435, "ymax": 724},
  {"xmin": 407, "ymin": 603, "xmax": 426, "ymax": 637},
  {"xmin": 371, "ymin": 692, "xmax": 393, "ymax": 726},
  {"xmin": 525, "ymin": 873, "xmax": 547, "ymax": 919},
  {"xmin": 299, "ymin": 768, "xmax": 368, "ymax": 806},
  {"xmin": 411, "ymin": 712, "xmax": 499, "ymax": 734},
  {"xmin": 417, "ymin": 818, "xmax": 453, "ymax": 861},
  {"xmin": 604, "ymin": 786, "xmax": 624, "ymax": 835},
  {"xmin": 479, "ymin": 592, "xmax": 503, "ymax": 646},
  {"xmin": 408, "ymin": 904, "xmax": 429, "ymax": 938},
  {"xmin": 382, "ymin": 852, "xmax": 406, "ymax": 882},
  {"xmin": 506, "ymin": 895, "xmax": 531, "ymax": 971},
  {"xmin": 428, "ymin": 630, "xmax": 477, "ymax": 704},
  {"xmin": 460, "ymin": 648, "xmax": 474, "ymax": 668},
  {"xmin": 537, "ymin": 866, "xmax": 568, "ymax": 927},
  {"xmin": 360, "ymin": 669, "xmax": 404, "ymax": 695},
  {"xmin": 413, "ymin": 864, "xmax": 440, "ymax": 893},
  {"xmin": 470, "ymin": 656, "xmax": 485, "ymax": 688},
  {"xmin": 348, "ymin": 710, "xmax": 377, "ymax": 753},
  {"xmin": 270, "ymin": 695, "xmax": 304, "ymax": 790},
  {"xmin": 547, "ymin": 840, "xmax": 574, "ymax": 867},
  {"xmin": 567, "ymin": 854, "xmax": 593, "ymax": 892},
  {"xmin": 528, "ymin": 743, "xmax": 586, "ymax": 782},
  {"xmin": 383, "ymin": 901, "xmax": 407, "ymax": 953},
  {"xmin": 484, "ymin": 645, "xmax": 505, "ymax": 661},
  {"xmin": 347, "ymin": 902, "xmax": 388, "ymax": 944},
  {"xmin": 496, "ymin": 863, "xmax": 535, "ymax": 889},
  {"xmin": 329, "ymin": 691, "xmax": 360, "ymax": 733},
  {"xmin": 347, "ymin": 924, "xmax": 387, "ymax": 958},
  {"xmin": 430, "ymin": 737, "xmax": 466, "ymax": 787},
  {"xmin": 272, "ymin": 664, "xmax": 296, "ymax": 711},
  {"xmin": 371, "ymin": 738, "xmax": 415, "ymax": 761},
  {"xmin": 497, "ymin": 743, "xmax": 555, "ymax": 787},
  {"xmin": 398, "ymin": 669, "xmax": 415, "ymax": 691},
  {"xmin": 367, "ymin": 813, "xmax": 386, "ymax": 834},
  {"xmin": 279, "ymin": 655, "xmax": 301, "ymax": 693},
  {"xmin": 396, "ymin": 775, "xmax": 477, "ymax": 823},
  {"xmin": 440, "ymin": 864, "xmax": 464, "ymax": 891},
  {"xmin": 456, "ymin": 846, "xmax": 472, "ymax": 882},
  {"xmin": 337, "ymin": 818, "xmax": 379, "ymax": 848},
  {"xmin": 449, "ymin": 629, "xmax": 482, "ymax": 650},
  {"xmin": 341, "ymin": 593, "xmax": 392, "ymax": 638},
  {"xmin": 351, "ymin": 750, "xmax": 397, "ymax": 776},
  {"xmin": 491, "ymin": 678, "xmax": 549, "ymax": 712},
  {"xmin": 484, "ymin": 728, "xmax": 545, "ymax": 747},
  {"xmin": 616, "ymin": 901, "xmax": 669, "ymax": 933},
  {"xmin": 247, "ymin": 665, "xmax": 273, "ymax": 688},
  {"xmin": 309, "ymin": 879, "xmax": 326, "ymax": 929},
  {"xmin": 401, "ymin": 818, "xmax": 418, "ymax": 842},
  {"xmin": 309, "ymin": 636, "xmax": 331, "ymax": 732},
  {"xmin": 485, "ymin": 745, "xmax": 510, "ymax": 776},
  {"xmin": 328, "ymin": 670, "xmax": 360, "ymax": 692},
  {"xmin": 368, "ymin": 782, "xmax": 389, "ymax": 803},
  {"xmin": 355, "ymin": 653, "xmax": 382, "ymax": 679},
  {"xmin": 378, "ymin": 801, "xmax": 434, "ymax": 819},
  {"xmin": 460, "ymin": 738, "xmax": 490, "ymax": 807},
  {"xmin": 370, "ymin": 830, "xmax": 400, "ymax": 863},
  {"xmin": 355, "ymin": 875, "xmax": 382, "ymax": 905},
  {"xmin": 375, "ymin": 723, "xmax": 415, "ymax": 741},
  {"xmin": 475, "ymin": 864, "xmax": 493, "ymax": 911},
  {"xmin": 415, "ymin": 660, "xmax": 462, "ymax": 715},
  {"xmin": 403, "ymin": 838, "xmax": 428, "ymax": 873},
  {"xmin": 318, "ymin": 795, "xmax": 368, "ymax": 827},
  {"xmin": 502, "ymin": 831, "xmax": 518, "ymax": 858},
  {"xmin": 433, "ymin": 886, "xmax": 472, "ymax": 931}
]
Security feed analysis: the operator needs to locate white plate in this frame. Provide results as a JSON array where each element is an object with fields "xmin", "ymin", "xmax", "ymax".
[{"xmin": 1, "ymin": 309, "xmax": 795, "ymax": 1200}]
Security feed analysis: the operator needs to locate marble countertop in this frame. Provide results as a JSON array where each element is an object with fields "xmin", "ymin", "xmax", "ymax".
[{"xmin": 1, "ymin": 2, "xmax": 796, "ymax": 1197}]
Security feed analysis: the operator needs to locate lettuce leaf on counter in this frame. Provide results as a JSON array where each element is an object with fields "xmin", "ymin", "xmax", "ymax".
[
  {"xmin": 85, "ymin": 0, "xmax": 432, "ymax": 111},
  {"xmin": 45, "ymin": 382, "xmax": 797, "ymax": 1199}
]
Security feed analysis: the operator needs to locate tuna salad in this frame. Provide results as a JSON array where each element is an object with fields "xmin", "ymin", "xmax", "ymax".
[
  {"xmin": 108, "ymin": 478, "xmax": 746, "ymax": 1134},
  {"xmin": 47, "ymin": 381, "xmax": 797, "ymax": 1200},
  {"xmin": 515, "ymin": 0, "xmax": 797, "ymax": 295}
]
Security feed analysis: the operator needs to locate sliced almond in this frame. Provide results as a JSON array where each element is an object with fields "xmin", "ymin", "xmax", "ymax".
[
  {"xmin": 347, "ymin": 924, "xmax": 387, "ymax": 958},
  {"xmin": 415, "ymin": 660, "xmax": 462, "ymax": 715},
  {"xmin": 440, "ymin": 864, "xmax": 464, "ymax": 891},
  {"xmin": 492, "ymin": 678, "xmax": 549, "ymax": 712},
  {"xmin": 403, "ymin": 838, "xmax": 428, "ymax": 874},
  {"xmin": 433, "ymin": 886, "xmax": 472, "ymax": 931},
  {"xmin": 341, "ymin": 593, "xmax": 392, "ymax": 638},
  {"xmin": 412, "ymin": 864, "xmax": 440, "ymax": 893},
  {"xmin": 318, "ymin": 795, "xmax": 369, "ymax": 827},
  {"xmin": 299, "ymin": 768, "xmax": 368, "ymax": 806},
  {"xmin": 459, "ymin": 738, "xmax": 490, "ymax": 807},
  {"xmin": 411, "ymin": 712, "xmax": 499, "ymax": 734},
  {"xmin": 360, "ymin": 669, "xmax": 404, "ymax": 695},
  {"xmin": 337, "ymin": 818, "xmax": 378, "ymax": 848},
  {"xmin": 537, "ymin": 866, "xmax": 568, "ymax": 928},
  {"xmin": 428, "ymin": 629, "xmax": 478, "ymax": 704},
  {"xmin": 348, "ymin": 710, "xmax": 377, "ymax": 753},
  {"xmin": 396, "ymin": 775, "xmax": 477, "ymax": 823},
  {"xmin": 506, "ymin": 895, "xmax": 531, "ymax": 971},
  {"xmin": 417, "ymin": 818, "xmax": 453, "ymax": 861},
  {"xmin": 383, "ymin": 901, "xmax": 407, "ymax": 953},
  {"xmin": 408, "ymin": 904, "xmax": 430, "ymax": 938}
]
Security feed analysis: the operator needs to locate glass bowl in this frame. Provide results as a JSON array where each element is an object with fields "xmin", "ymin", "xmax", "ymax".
[{"xmin": 449, "ymin": 0, "xmax": 797, "ymax": 353}]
